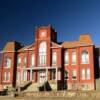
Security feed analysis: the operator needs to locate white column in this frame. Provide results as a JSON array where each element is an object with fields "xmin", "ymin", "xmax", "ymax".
[
  {"xmin": 26, "ymin": 70, "xmax": 27, "ymax": 81},
  {"xmin": 56, "ymin": 68, "xmax": 57, "ymax": 80},
  {"xmin": 46, "ymin": 68, "xmax": 48, "ymax": 81},
  {"xmin": 30, "ymin": 69, "xmax": 32, "ymax": 81},
  {"xmin": 21, "ymin": 70, "xmax": 23, "ymax": 81}
]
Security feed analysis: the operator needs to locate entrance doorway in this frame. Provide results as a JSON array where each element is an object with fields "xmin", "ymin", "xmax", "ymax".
[{"xmin": 38, "ymin": 70, "xmax": 47, "ymax": 83}]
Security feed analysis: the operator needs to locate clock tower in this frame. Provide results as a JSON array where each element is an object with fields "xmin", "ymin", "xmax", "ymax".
[{"xmin": 35, "ymin": 25, "xmax": 57, "ymax": 67}]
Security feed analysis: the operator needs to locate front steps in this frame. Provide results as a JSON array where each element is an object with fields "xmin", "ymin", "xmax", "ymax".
[
  {"xmin": 24, "ymin": 80, "xmax": 57, "ymax": 92},
  {"xmin": 24, "ymin": 83, "xmax": 39, "ymax": 92}
]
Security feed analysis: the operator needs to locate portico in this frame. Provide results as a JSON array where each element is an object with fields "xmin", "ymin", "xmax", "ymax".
[{"xmin": 21, "ymin": 67, "xmax": 58, "ymax": 83}]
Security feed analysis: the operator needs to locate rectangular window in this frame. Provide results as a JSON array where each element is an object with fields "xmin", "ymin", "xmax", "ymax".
[
  {"xmin": 81, "ymin": 51, "xmax": 89, "ymax": 64},
  {"xmin": 81, "ymin": 69, "xmax": 85, "ymax": 80},
  {"xmin": 17, "ymin": 57, "xmax": 21, "ymax": 67},
  {"xmin": 4, "ymin": 72, "xmax": 10, "ymax": 81},
  {"xmin": 52, "ymin": 52, "xmax": 57, "ymax": 65},
  {"xmin": 5, "ymin": 57, "xmax": 11, "ymax": 68},
  {"xmin": 72, "ymin": 51, "xmax": 76, "ymax": 65},
  {"xmin": 72, "ymin": 70, "xmax": 77, "ymax": 80},
  {"xmin": 86, "ymin": 68, "xmax": 90, "ymax": 79},
  {"xmin": 39, "ymin": 54, "xmax": 46, "ymax": 65},
  {"xmin": 64, "ymin": 51, "xmax": 69, "ymax": 65}
]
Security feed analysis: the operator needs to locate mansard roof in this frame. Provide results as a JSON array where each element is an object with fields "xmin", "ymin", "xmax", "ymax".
[
  {"xmin": 2, "ymin": 31, "xmax": 94, "ymax": 52},
  {"xmin": 61, "ymin": 34, "xmax": 93, "ymax": 48},
  {"xmin": 3, "ymin": 41, "xmax": 22, "ymax": 52}
]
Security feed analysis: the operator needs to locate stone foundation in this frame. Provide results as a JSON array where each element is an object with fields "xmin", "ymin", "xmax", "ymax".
[
  {"xmin": 67, "ymin": 83, "xmax": 94, "ymax": 90},
  {"xmin": 19, "ymin": 90, "xmax": 98, "ymax": 98}
]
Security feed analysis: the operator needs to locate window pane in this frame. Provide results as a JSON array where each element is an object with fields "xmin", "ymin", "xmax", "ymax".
[
  {"xmin": 8, "ymin": 72, "xmax": 10, "ymax": 81},
  {"xmin": 86, "ymin": 68, "xmax": 90, "ymax": 79},
  {"xmin": 81, "ymin": 51, "xmax": 89, "ymax": 64},
  {"xmin": 17, "ymin": 57, "xmax": 21, "ymax": 66},
  {"xmin": 52, "ymin": 52, "xmax": 57, "ymax": 65},
  {"xmin": 39, "ymin": 42, "xmax": 46, "ymax": 65},
  {"xmin": 4, "ymin": 72, "xmax": 10, "ymax": 81},
  {"xmin": 82, "ymin": 69, "xmax": 85, "ymax": 80},
  {"xmin": 64, "ymin": 51, "xmax": 69, "ymax": 64},
  {"xmin": 72, "ymin": 52, "xmax": 76, "ymax": 64},
  {"xmin": 5, "ymin": 57, "xmax": 11, "ymax": 68}
]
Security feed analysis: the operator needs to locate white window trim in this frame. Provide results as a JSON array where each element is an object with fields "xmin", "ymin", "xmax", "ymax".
[{"xmin": 81, "ymin": 69, "xmax": 85, "ymax": 80}]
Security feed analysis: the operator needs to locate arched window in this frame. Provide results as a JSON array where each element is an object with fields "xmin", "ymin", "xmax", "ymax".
[
  {"xmin": 72, "ymin": 51, "xmax": 76, "ymax": 64},
  {"xmin": 30, "ymin": 54, "xmax": 35, "ymax": 66},
  {"xmin": 64, "ymin": 51, "xmax": 69, "ymax": 64},
  {"xmin": 5, "ymin": 57, "xmax": 11, "ymax": 68},
  {"xmin": 81, "ymin": 51, "xmax": 89, "ymax": 64},
  {"xmin": 39, "ymin": 41, "xmax": 46, "ymax": 65}
]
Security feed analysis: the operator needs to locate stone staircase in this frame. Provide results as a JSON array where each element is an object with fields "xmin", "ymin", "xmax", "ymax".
[
  {"xmin": 19, "ymin": 80, "xmax": 57, "ymax": 92},
  {"xmin": 24, "ymin": 81, "xmax": 49, "ymax": 92},
  {"xmin": 24, "ymin": 83, "xmax": 39, "ymax": 92}
]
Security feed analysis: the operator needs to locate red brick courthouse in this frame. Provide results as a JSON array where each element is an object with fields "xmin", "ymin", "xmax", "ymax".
[{"xmin": 0, "ymin": 25, "xmax": 98, "ymax": 91}]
